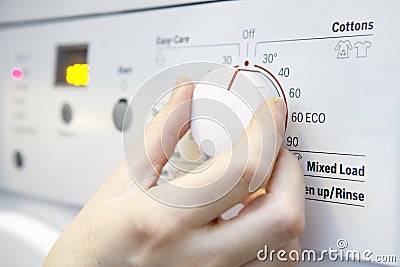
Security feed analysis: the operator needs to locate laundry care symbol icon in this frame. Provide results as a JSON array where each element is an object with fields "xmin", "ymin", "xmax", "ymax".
[
  {"xmin": 334, "ymin": 40, "xmax": 371, "ymax": 59},
  {"xmin": 335, "ymin": 40, "xmax": 353, "ymax": 59},
  {"xmin": 354, "ymin": 41, "xmax": 371, "ymax": 58}
]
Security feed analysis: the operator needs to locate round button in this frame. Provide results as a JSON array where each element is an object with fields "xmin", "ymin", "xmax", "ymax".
[
  {"xmin": 113, "ymin": 98, "xmax": 132, "ymax": 131},
  {"xmin": 14, "ymin": 151, "xmax": 24, "ymax": 169},
  {"xmin": 61, "ymin": 103, "xmax": 73, "ymax": 124}
]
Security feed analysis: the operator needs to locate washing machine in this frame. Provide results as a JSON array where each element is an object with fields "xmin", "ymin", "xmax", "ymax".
[{"xmin": 0, "ymin": 0, "xmax": 399, "ymax": 266}]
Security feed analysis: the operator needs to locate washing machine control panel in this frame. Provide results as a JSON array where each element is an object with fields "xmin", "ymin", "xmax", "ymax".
[{"xmin": 0, "ymin": 0, "xmax": 399, "ymax": 264}]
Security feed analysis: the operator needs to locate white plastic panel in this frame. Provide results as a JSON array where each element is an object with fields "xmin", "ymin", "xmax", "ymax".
[
  {"xmin": 0, "ymin": 193, "xmax": 79, "ymax": 267},
  {"xmin": 0, "ymin": 210, "xmax": 59, "ymax": 266},
  {"xmin": 0, "ymin": 0, "xmax": 398, "ymax": 265}
]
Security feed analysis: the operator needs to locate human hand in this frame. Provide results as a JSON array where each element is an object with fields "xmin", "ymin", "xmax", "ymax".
[{"xmin": 44, "ymin": 78, "xmax": 305, "ymax": 267}]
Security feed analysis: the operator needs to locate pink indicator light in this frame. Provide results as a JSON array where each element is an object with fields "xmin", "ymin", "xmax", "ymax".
[{"xmin": 12, "ymin": 68, "xmax": 23, "ymax": 80}]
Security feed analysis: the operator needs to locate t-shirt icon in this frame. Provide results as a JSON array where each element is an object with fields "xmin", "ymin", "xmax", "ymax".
[
  {"xmin": 335, "ymin": 40, "xmax": 353, "ymax": 59},
  {"xmin": 354, "ymin": 41, "xmax": 372, "ymax": 58}
]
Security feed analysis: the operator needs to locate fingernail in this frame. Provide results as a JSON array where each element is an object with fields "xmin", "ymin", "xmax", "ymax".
[
  {"xmin": 272, "ymin": 97, "xmax": 286, "ymax": 118},
  {"xmin": 267, "ymin": 97, "xmax": 287, "ymax": 138},
  {"xmin": 176, "ymin": 77, "xmax": 190, "ymax": 86},
  {"xmin": 171, "ymin": 77, "xmax": 191, "ymax": 98}
]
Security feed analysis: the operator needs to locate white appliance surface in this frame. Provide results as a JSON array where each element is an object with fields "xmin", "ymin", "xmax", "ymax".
[
  {"xmin": 0, "ymin": 0, "xmax": 398, "ymax": 266},
  {"xmin": 0, "ymin": 192, "xmax": 79, "ymax": 267}
]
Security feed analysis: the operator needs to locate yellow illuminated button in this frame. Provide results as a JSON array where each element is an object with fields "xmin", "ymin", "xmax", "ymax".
[{"xmin": 66, "ymin": 64, "xmax": 89, "ymax": 86}]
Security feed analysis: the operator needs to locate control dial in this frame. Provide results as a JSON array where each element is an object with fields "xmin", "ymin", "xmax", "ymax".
[{"xmin": 190, "ymin": 66, "xmax": 283, "ymax": 157}]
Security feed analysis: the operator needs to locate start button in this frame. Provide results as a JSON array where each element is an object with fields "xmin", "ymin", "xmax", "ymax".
[{"xmin": 113, "ymin": 98, "xmax": 132, "ymax": 131}]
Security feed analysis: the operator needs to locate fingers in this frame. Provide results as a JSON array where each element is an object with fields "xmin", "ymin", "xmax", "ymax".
[
  {"xmin": 245, "ymin": 97, "xmax": 286, "ymax": 192},
  {"xmin": 128, "ymin": 78, "xmax": 194, "ymax": 189},
  {"xmin": 92, "ymin": 78, "xmax": 194, "ymax": 201},
  {"xmin": 203, "ymin": 148, "xmax": 305, "ymax": 266},
  {"xmin": 147, "ymin": 98, "xmax": 287, "ymax": 225}
]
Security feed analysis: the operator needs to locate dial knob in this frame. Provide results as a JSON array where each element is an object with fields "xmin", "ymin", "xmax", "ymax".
[{"xmin": 190, "ymin": 67, "xmax": 281, "ymax": 157}]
